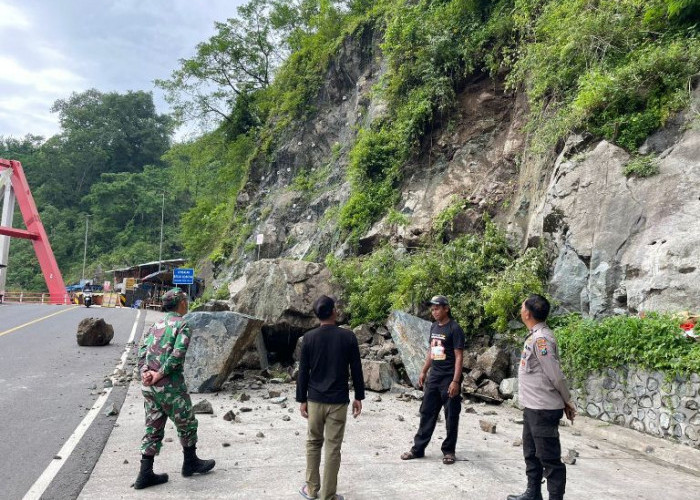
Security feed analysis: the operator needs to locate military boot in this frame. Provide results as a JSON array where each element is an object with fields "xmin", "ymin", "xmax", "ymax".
[
  {"xmin": 133, "ymin": 456, "xmax": 169, "ymax": 490},
  {"xmin": 506, "ymin": 484, "xmax": 543, "ymax": 500},
  {"xmin": 182, "ymin": 445, "xmax": 215, "ymax": 477}
]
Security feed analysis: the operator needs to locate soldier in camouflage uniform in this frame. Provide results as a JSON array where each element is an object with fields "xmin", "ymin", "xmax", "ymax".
[{"xmin": 133, "ymin": 287, "xmax": 215, "ymax": 490}]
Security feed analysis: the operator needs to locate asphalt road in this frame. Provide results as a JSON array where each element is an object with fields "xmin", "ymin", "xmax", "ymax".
[{"xmin": 0, "ymin": 303, "xmax": 142, "ymax": 500}]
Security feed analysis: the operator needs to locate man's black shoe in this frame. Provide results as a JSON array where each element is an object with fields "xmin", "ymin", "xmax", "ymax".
[
  {"xmin": 133, "ymin": 456, "xmax": 169, "ymax": 490},
  {"xmin": 182, "ymin": 445, "xmax": 215, "ymax": 477},
  {"xmin": 506, "ymin": 485, "xmax": 543, "ymax": 500}
]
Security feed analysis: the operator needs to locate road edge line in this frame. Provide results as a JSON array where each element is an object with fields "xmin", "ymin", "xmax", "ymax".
[{"xmin": 22, "ymin": 310, "xmax": 142, "ymax": 500}]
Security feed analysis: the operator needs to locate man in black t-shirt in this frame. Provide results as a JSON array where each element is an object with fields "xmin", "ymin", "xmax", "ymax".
[
  {"xmin": 401, "ymin": 295, "xmax": 465, "ymax": 465},
  {"xmin": 296, "ymin": 295, "xmax": 365, "ymax": 500}
]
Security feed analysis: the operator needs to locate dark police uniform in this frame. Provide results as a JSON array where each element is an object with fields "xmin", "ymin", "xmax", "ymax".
[{"xmin": 518, "ymin": 322, "xmax": 571, "ymax": 500}]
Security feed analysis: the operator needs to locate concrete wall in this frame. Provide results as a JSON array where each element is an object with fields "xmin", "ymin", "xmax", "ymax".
[{"xmin": 571, "ymin": 367, "xmax": 700, "ymax": 448}]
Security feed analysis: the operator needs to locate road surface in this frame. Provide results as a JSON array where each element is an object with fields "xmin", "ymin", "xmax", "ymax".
[{"xmin": 0, "ymin": 303, "xmax": 143, "ymax": 500}]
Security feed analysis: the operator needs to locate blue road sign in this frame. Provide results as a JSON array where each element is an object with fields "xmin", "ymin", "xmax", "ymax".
[{"xmin": 173, "ymin": 267, "xmax": 194, "ymax": 285}]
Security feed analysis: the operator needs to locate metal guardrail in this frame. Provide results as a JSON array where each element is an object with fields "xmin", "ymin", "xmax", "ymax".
[{"xmin": 0, "ymin": 291, "xmax": 71, "ymax": 304}]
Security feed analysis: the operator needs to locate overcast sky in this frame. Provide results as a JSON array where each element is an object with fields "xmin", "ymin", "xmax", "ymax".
[{"xmin": 0, "ymin": 0, "xmax": 246, "ymax": 140}]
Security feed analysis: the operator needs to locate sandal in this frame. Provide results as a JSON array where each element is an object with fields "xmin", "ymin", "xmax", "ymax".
[
  {"xmin": 400, "ymin": 450, "xmax": 423, "ymax": 460},
  {"xmin": 442, "ymin": 454, "xmax": 456, "ymax": 465},
  {"xmin": 299, "ymin": 485, "xmax": 317, "ymax": 500}
]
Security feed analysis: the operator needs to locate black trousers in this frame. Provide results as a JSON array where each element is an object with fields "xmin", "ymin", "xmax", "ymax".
[
  {"xmin": 522, "ymin": 407, "xmax": 566, "ymax": 498},
  {"xmin": 411, "ymin": 376, "xmax": 461, "ymax": 456}
]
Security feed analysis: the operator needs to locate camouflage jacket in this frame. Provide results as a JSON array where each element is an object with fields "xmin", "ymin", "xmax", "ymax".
[{"xmin": 138, "ymin": 312, "xmax": 191, "ymax": 386}]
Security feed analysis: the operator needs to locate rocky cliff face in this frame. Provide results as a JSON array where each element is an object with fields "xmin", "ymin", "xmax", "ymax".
[{"xmin": 216, "ymin": 26, "xmax": 700, "ymax": 320}]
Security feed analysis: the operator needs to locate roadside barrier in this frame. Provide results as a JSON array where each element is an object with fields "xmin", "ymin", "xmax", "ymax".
[{"xmin": 0, "ymin": 290, "xmax": 71, "ymax": 305}]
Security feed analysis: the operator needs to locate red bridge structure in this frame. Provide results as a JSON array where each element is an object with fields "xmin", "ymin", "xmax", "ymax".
[{"xmin": 0, "ymin": 158, "xmax": 66, "ymax": 304}]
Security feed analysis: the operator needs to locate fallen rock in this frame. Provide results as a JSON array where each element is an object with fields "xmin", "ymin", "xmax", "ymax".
[
  {"xmin": 223, "ymin": 410, "xmax": 236, "ymax": 421},
  {"xmin": 231, "ymin": 259, "xmax": 343, "ymax": 330},
  {"xmin": 192, "ymin": 400, "xmax": 214, "ymax": 414},
  {"xmin": 479, "ymin": 420, "xmax": 497, "ymax": 433},
  {"xmin": 353, "ymin": 324, "xmax": 374, "ymax": 344},
  {"xmin": 268, "ymin": 390, "xmax": 282, "ymax": 398},
  {"xmin": 461, "ymin": 375, "xmax": 479, "ymax": 395},
  {"xmin": 104, "ymin": 404, "xmax": 119, "ymax": 417},
  {"xmin": 362, "ymin": 360, "xmax": 393, "ymax": 392},
  {"xmin": 256, "ymin": 431, "xmax": 265, "ymax": 438},
  {"xmin": 183, "ymin": 312, "xmax": 264, "ymax": 393},
  {"xmin": 513, "ymin": 438, "xmax": 522, "ymax": 446},
  {"xmin": 464, "ymin": 407, "xmax": 477, "ymax": 414},
  {"xmin": 475, "ymin": 380, "xmax": 504, "ymax": 403},
  {"xmin": 238, "ymin": 392, "xmax": 251, "ymax": 402},
  {"xmin": 476, "ymin": 345, "xmax": 509, "ymax": 384},
  {"xmin": 499, "ymin": 378, "xmax": 518, "ymax": 399},
  {"xmin": 386, "ymin": 311, "xmax": 431, "ymax": 388},
  {"xmin": 76, "ymin": 318, "xmax": 114, "ymax": 346},
  {"xmin": 270, "ymin": 396, "xmax": 287, "ymax": 404}
]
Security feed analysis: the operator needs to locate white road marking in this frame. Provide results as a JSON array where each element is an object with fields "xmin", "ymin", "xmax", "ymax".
[{"xmin": 22, "ymin": 310, "xmax": 142, "ymax": 500}]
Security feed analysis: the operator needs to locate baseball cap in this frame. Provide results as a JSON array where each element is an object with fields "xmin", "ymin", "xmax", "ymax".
[
  {"xmin": 429, "ymin": 295, "xmax": 449, "ymax": 306},
  {"xmin": 162, "ymin": 287, "xmax": 187, "ymax": 308}
]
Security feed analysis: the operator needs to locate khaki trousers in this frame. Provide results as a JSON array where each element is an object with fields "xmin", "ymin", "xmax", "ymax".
[{"xmin": 306, "ymin": 401, "xmax": 348, "ymax": 500}]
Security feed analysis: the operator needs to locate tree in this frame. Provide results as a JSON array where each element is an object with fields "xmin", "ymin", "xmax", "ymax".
[
  {"xmin": 156, "ymin": 0, "xmax": 282, "ymax": 126},
  {"xmin": 38, "ymin": 89, "xmax": 173, "ymax": 207}
]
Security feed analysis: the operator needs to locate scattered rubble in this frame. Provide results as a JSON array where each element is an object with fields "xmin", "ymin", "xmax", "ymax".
[
  {"xmin": 192, "ymin": 400, "xmax": 214, "ymax": 414},
  {"xmin": 479, "ymin": 420, "xmax": 497, "ymax": 433}
]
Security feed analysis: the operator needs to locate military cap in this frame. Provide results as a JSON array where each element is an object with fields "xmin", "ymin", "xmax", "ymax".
[{"xmin": 162, "ymin": 287, "xmax": 187, "ymax": 309}]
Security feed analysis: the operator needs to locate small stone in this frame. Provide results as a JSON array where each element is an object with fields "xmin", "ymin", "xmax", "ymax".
[
  {"xmin": 54, "ymin": 455, "xmax": 62, "ymax": 460},
  {"xmin": 397, "ymin": 415, "xmax": 405, "ymax": 422},
  {"xmin": 223, "ymin": 410, "xmax": 236, "ymax": 421},
  {"xmin": 123, "ymin": 459, "xmax": 128, "ymax": 464},
  {"xmin": 645, "ymin": 445, "xmax": 654, "ymax": 453},
  {"xmin": 256, "ymin": 431, "xmax": 265, "ymax": 438},
  {"xmin": 511, "ymin": 418, "xmax": 525, "ymax": 425},
  {"xmin": 240, "ymin": 407, "xmax": 253, "ymax": 412},
  {"xmin": 373, "ymin": 395, "xmax": 382, "ymax": 403},
  {"xmin": 104, "ymin": 379, "xmax": 113, "ymax": 388},
  {"xmin": 295, "ymin": 431, "xmax": 300, "ymax": 436},
  {"xmin": 268, "ymin": 390, "xmax": 281, "ymax": 398},
  {"xmin": 512, "ymin": 439, "xmax": 522, "ymax": 447},
  {"xmin": 282, "ymin": 415, "xmax": 291, "ymax": 421},
  {"xmin": 165, "ymin": 438, "xmax": 173, "ymax": 442},
  {"xmin": 104, "ymin": 404, "xmax": 119, "ymax": 417},
  {"xmin": 270, "ymin": 396, "xmax": 287, "ymax": 404},
  {"xmin": 567, "ymin": 449, "xmax": 579, "ymax": 458},
  {"xmin": 562, "ymin": 454, "xmax": 576, "ymax": 465},
  {"xmin": 192, "ymin": 400, "xmax": 214, "ymax": 414},
  {"xmin": 479, "ymin": 420, "xmax": 496, "ymax": 434},
  {"xmin": 238, "ymin": 393, "xmax": 251, "ymax": 402},
  {"xmin": 482, "ymin": 410, "xmax": 497, "ymax": 416},
  {"xmin": 222, "ymin": 442, "xmax": 231, "ymax": 447},
  {"xmin": 571, "ymin": 431, "xmax": 582, "ymax": 437},
  {"xmin": 464, "ymin": 407, "xmax": 477, "ymax": 414}
]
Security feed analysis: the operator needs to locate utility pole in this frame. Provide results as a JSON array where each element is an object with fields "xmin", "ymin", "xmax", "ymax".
[
  {"xmin": 81, "ymin": 215, "xmax": 91, "ymax": 282},
  {"xmin": 158, "ymin": 192, "xmax": 164, "ymax": 273}
]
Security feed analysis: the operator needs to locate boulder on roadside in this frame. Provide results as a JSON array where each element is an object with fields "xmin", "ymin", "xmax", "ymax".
[
  {"xmin": 184, "ymin": 312, "xmax": 264, "ymax": 393},
  {"xmin": 362, "ymin": 360, "xmax": 393, "ymax": 392},
  {"xmin": 192, "ymin": 400, "xmax": 214, "ymax": 414},
  {"xmin": 387, "ymin": 311, "xmax": 431, "ymax": 388},
  {"xmin": 231, "ymin": 259, "xmax": 343, "ymax": 330},
  {"xmin": 476, "ymin": 345, "xmax": 509, "ymax": 384},
  {"xmin": 461, "ymin": 375, "xmax": 479, "ymax": 395},
  {"xmin": 76, "ymin": 318, "xmax": 114, "ymax": 346}
]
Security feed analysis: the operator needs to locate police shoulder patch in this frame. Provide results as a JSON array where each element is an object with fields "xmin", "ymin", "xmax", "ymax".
[{"xmin": 536, "ymin": 337, "xmax": 548, "ymax": 356}]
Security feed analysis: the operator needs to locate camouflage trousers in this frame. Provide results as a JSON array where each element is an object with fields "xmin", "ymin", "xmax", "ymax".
[{"xmin": 140, "ymin": 382, "xmax": 198, "ymax": 456}]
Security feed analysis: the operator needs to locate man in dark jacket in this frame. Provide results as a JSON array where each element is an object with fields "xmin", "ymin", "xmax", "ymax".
[{"xmin": 296, "ymin": 295, "xmax": 365, "ymax": 500}]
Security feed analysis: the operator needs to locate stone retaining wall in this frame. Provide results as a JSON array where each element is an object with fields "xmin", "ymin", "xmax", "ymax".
[{"xmin": 570, "ymin": 367, "xmax": 700, "ymax": 448}]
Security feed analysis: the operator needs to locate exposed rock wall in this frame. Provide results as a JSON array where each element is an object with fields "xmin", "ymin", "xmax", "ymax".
[{"xmin": 571, "ymin": 368, "xmax": 700, "ymax": 449}]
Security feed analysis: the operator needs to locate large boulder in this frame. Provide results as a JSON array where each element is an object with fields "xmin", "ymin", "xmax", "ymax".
[
  {"xmin": 183, "ymin": 312, "xmax": 263, "ymax": 393},
  {"xmin": 476, "ymin": 345, "xmax": 509, "ymax": 384},
  {"xmin": 231, "ymin": 259, "xmax": 342, "ymax": 331},
  {"xmin": 362, "ymin": 360, "xmax": 393, "ymax": 392},
  {"xmin": 386, "ymin": 311, "xmax": 430, "ymax": 388},
  {"xmin": 76, "ymin": 318, "xmax": 114, "ymax": 346}
]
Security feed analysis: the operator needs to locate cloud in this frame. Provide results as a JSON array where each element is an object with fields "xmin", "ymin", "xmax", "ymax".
[
  {"xmin": 0, "ymin": 56, "xmax": 85, "ymax": 94},
  {"xmin": 0, "ymin": 2, "xmax": 31, "ymax": 29}
]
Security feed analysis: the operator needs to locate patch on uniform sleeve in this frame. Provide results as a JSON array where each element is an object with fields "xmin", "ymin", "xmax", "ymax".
[{"xmin": 536, "ymin": 337, "xmax": 548, "ymax": 356}]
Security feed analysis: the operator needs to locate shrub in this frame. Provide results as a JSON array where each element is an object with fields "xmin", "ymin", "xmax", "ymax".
[{"xmin": 623, "ymin": 155, "xmax": 660, "ymax": 178}]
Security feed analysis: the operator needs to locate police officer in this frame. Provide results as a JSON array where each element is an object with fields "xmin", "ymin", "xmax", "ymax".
[
  {"xmin": 401, "ymin": 295, "xmax": 465, "ymax": 465},
  {"xmin": 508, "ymin": 294, "xmax": 576, "ymax": 500},
  {"xmin": 134, "ymin": 287, "xmax": 215, "ymax": 489}
]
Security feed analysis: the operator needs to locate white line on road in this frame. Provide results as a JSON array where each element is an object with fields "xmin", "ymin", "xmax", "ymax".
[{"xmin": 23, "ymin": 310, "xmax": 142, "ymax": 500}]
